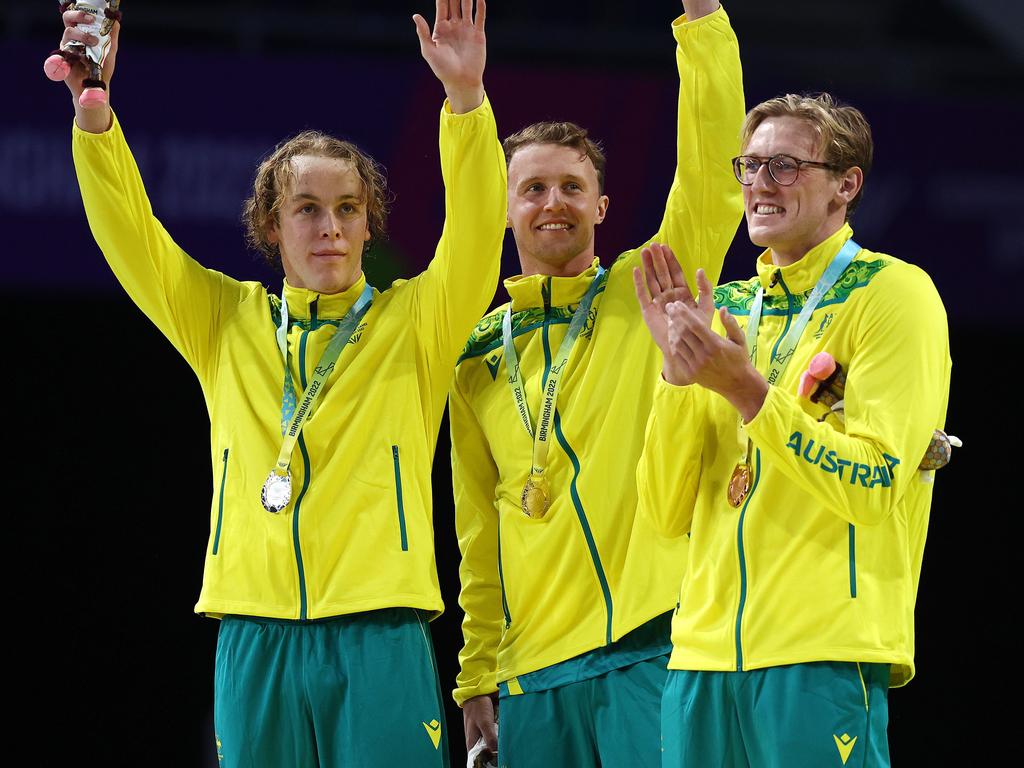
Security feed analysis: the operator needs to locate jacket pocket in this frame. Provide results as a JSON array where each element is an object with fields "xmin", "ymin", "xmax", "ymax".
[
  {"xmin": 213, "ymin": 448, "xmax": 229, "ymax": 555},
  {"xmin": 392, "ymin": 445, "xmax": 408, "ymax": 551}
]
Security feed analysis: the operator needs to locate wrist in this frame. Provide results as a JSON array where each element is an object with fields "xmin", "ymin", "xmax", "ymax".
[
  {"xmin": 728, "ymin": 366, "xmax": 769, "ymax": 423},
  {"xmin": 661, "ymin": 360, "xmax": 690, "ymax": 387},
  {"xmin": 74, "ymin": 103, "xmax": 112, "ymax": 134},
  {"xmin": 445, "ymin": 84, "xmax": 485, "ymax": 114}
]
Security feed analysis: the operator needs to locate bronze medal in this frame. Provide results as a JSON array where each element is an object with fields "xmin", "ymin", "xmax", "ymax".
[
  {"xmin": 521, "ymin": 475, "xmax": 550, "ymax": 519},
  {"xmin": 727, "ymin": 463, "xmax": 751, "ymax": 508}
]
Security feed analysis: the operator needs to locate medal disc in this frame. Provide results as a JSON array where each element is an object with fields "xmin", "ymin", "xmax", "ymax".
[
  {"xmin": 521, "ymin": 475, "xmax": 550, "ymax": 519},
  {"xmin": 727, "ymin": 463, "xmax": 751, "ymax": 508},
  {"xmin": 261, "ymin": 470, "xmax": 292, "ymax": 513}
]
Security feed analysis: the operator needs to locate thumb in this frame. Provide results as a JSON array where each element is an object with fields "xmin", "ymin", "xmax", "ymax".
[
  {"xmin": 719, "ymin": 307, "xmax": 746, "ymax": 347},
  {"xmin": 101, "ymin": 21, "xmax": 120, "ymax": 83},
  {"xmin": 412, "ymin": 14, "xmax": 433, "ymax": 52}
]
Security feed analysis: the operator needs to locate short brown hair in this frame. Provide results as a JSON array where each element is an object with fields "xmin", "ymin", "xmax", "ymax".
[
  {"xmin": 243, "ymin": 130, "xmax": 389, "ymax": 269},
  {"xmin": 740, "ymin": 93, "xmax": 873, "ymax": 217},
  {"xmin": 503, "ymin": 121, "xmax": 607, "ymax": 193}
]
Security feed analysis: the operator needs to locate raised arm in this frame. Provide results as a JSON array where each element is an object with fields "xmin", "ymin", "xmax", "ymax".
[
  {"xmin": 638, "ymin": 1, "xmax": 745, "ymax": 287},
  {"xmin": 410, "ymin": 1, "xmax": 507, "ymax": 371},
  {"xmin": 56, "ymin": 5, "xmax": 116, "ymax": 134},
  {"xmin": 57, "ymin": 12, "xmax": 238, "ymax": 378}
]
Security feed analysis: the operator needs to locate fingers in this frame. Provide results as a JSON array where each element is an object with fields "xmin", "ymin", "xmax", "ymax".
[
  {"xmin": 63, "ymin": 8, "xmax": 97, "ymax": 29},
  {"xmin": 695, "ymin": 268, "xmax": 716, "ymax": 319},
  {"xmin": 663, "ymin": 246, "xmax": 689, "ymax": 291},
  {"xmin": 632, "ymin": 266, "xmax": 653, "ymax": 309},
  {"xmin": 476, "ymin": 0, "xmax": 487, "ymax": 30},
  {"xmin": 651, "ymin": 245, "xmax": 675, "ymax": 300},
  {"xmin": 61, "ymin": 25, "xmax": 99, "ymax": 49},
  {"xmin": 101, "ymin": 21, "xmax": 119, "ymax": 80},
  {"xmin": 641, "ymin": 245, "xmax": 694, "ymax": 304},
  {"xmin": 666, "ymin": 302, "xmax": 706, "ymax": 361},
  {"xmin": 461, "ymin": 0, "xmax": 472, "ymax": 22},
  {"xmin": 719, "ymin": 306, "xmax": 746, "ymax": 348}
]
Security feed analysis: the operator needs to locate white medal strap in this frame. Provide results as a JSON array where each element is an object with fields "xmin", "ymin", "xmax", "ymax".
[{"xmin": 745, "ymin": 239, "xmax": 860, "ymax": 382}]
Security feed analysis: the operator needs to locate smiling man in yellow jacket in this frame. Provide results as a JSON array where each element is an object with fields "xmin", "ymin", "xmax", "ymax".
[
  {"xmin": 57, "ymin": 2, "xmax": 505, "ymax": 766},
  {"xmin": 450, "ymin": 2, "xmax": 744, "ymax": 765},
  {"xmin": 635, "ymin": 93, "xmax": 951, "ymax": 767}
]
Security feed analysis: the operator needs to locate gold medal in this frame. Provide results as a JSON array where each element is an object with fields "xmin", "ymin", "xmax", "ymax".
[
  {"xmin": 727, "ymin": 463, "xmax": 751, "ymax": 508},
  {"xmin": 521, "ymin": 475, "xmax": 550, "ymax": 519}
]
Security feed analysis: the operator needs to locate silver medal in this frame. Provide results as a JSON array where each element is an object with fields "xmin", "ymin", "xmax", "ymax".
[{"xmin": 261, "ymin": 470, "xmax": 292, "ymax": 513}]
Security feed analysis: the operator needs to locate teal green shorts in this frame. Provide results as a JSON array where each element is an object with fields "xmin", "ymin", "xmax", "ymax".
[
  {"xmin": 661, "ymin": 661, "xmax": 891, "ymax": 768},
  {"xmin": 213, "ymin": 608, "xmax": 449, "ymax": 768},
  {"xmin": 497, "ymin": 655, "xmax": 669, "ymax": 767},
  {"xmin": 495, "ymin": 613, "xmax": 672, "ymax": 768}
]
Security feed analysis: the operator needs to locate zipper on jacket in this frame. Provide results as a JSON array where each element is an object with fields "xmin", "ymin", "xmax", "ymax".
[
  {"xmin": 554, "ymin": 409, "xmax": 614, "ymax": 645},
  {"xmin": 212, "ymin": 448, "xmax": 228, "ymax": 555},
  {"xmin": 541, "ymin": 278, "xmax": 553, "ymax": 386},
  {"xmin": 497, "ymin": 518, "xmax": 512, "ymax": 628},
  {"xmin": 290, "ymin": 301, "xmax": 317, "ymax": 621},
  {"xmin": 392, "ymin": 445, "xmax": 408, "ymax": 551},
  {"xmin": 735, "ymin": 278, "xmax": 795, "ymax": 669},
  {"xmin": 848, "ymin": 524, "xmax": 857, "ymax": 598},
  {"xmin": 734, "ymin": 449, "xmax": 762, "ymax": 671}
]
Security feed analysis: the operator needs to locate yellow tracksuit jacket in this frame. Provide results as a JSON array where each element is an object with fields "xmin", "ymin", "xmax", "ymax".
[
  {"xmin": 72, "ymin": 100, "xmax": 507, "ymax": 620},
  {"xmin": 638, "ymin": 224, "xmax": 951, "ymax": 686},
  {"xmin": 451, "ymin": 8, "xmax": 744, "ymax": 704}
]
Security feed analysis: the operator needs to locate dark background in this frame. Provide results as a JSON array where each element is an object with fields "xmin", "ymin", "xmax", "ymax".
[{"xmin": 5, "ymin": 1, "xmax": 1019, "ymax": 765}]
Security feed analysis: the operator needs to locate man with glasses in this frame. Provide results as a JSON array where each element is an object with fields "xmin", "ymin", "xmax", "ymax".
[{"xmin": 634, "ymin": 93, "xmax": 950, "ymax": 767}]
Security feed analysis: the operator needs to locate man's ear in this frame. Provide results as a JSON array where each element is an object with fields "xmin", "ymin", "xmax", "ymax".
[{"xmin": 595, "ymin": 194, "xmax": 610, "ymax": 225}]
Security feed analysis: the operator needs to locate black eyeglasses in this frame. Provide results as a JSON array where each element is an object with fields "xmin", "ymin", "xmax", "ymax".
[{"xmin": 731, "ymin": 154, "xmax": 842, "ymax": 186}]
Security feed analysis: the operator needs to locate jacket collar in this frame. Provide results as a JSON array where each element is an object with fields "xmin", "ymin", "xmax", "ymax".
[
  {"xmin": 281, "ymin": 273, "xmax": 369, "ymax": 320},
  {"xmin": 504, "ymin": 258, "xmax": 602, "ymax": 311},
  {"xmin": 755, "ymin": 224, "xmax": 855, "ymax": 295}
]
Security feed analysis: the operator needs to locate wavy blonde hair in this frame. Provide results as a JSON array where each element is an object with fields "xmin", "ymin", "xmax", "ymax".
[{"xmin": 242, "ymin": 131, "xmax": 389, "ymax": 268}]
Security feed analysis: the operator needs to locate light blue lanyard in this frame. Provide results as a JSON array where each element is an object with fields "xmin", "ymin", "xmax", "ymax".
[
  {"xmin": 271, "ymin": 283, "xmax": 373, "ymax": 473},
  {"xmin": 746, "ymin": 239, "xmax": 859, "ymax": 383}
]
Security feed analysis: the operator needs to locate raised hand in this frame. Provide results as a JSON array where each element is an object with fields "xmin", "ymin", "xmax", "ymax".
[
  {"xmin": 48, "ymin": 6, "xmax": 119, "ymax": 133},
  {"xmin": 413, "ymin": 0, "xmax": 486, "ymax": 114},
  {"xmin": 633, "ymin": 243, "xmax": 710, "ymax": 385}
]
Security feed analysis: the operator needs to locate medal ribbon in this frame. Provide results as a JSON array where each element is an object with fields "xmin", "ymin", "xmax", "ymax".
[
  {"xmin": 502, "ymin": 267, "xmax": 607, "ymax": 477},
  {"xmin": 745, "ymin": 239, "xmax": 860, "ymax": 381},
  {"xmin": 270, "ymin": 283, "xmax": 374, "ymax": 475}
]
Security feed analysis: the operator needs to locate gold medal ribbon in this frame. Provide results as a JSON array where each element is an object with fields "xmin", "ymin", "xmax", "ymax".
[{"xmin": 502, "ymin": 268, "xmax": 607, "ymax": 515}]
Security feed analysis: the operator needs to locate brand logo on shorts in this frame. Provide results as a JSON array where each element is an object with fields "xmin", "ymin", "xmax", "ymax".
[
  {"xmin": 423, "ymin": 719, "xmax": 442, "ymax": 749},
  {"xmin": 833, "ymin": 732, "xmax": 857, "ymax": 765},
  {"xmin": 215, "ymin": 734, "xmax": 224, "ymax": 765}
]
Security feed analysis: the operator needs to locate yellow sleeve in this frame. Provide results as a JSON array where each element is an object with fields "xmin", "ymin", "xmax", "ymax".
[
  {"xmin": 450, "ymin": 375, "xmax": 504, "ymax": 705},
  {"xmin": 72, "ymin": 114, "xmax": 244, "ymax": 381},
  {"xmin": 633, "ymin": 5, "xmax": 745, "ymax": 286},
  {"xmin": 412, "ymin": 96, "xmax": 507, "ymax": 371},
  {"xmin": 745, "ymin": 265, "xmax": 951, "ymax": 526},
  {"xmin": 636, "ymin": 377, "xmax": 709, "ymax": 538}
]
